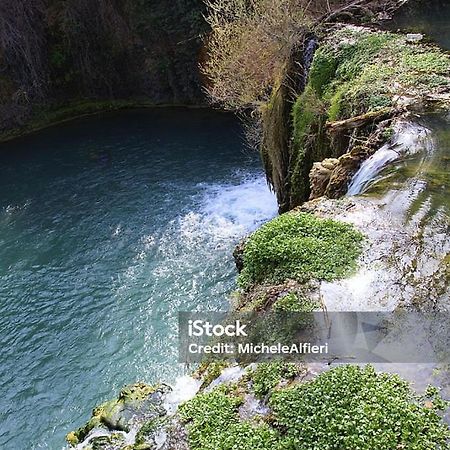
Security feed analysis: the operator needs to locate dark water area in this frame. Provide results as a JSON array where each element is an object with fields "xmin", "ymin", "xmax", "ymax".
[
  {"xmin": 0, "ymin": 109, "xmax": 277, "ymax": 449},
  {"xmin": 387, "ymin": 0, "xmax": 450, "ymax": 50}
]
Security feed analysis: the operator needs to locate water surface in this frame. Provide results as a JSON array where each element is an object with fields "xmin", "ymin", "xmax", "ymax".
[
  {"xmin": 0, "ymin": 109, "xmax": 277, "ymax": 449},
  {"xmin": 388, "ymin": 0, "xmax": 450, "ymax": 50}
]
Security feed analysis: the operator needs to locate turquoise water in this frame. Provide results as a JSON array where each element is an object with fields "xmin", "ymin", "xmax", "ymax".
[{"xmin": 0, "ymin": 109, "xmax": 277, "ymax": 449}]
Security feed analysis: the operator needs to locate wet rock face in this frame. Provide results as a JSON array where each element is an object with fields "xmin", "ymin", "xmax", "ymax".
[
  {"xmin": 66, "ymin": 379, "xmax": 198, "ymax": 449},
  {"xmin": 66, "ymin": 383, "xmax": 172, "ymax": 447},
  {"xmin": 233, "ymin": 239, "xmax": 247, "ymax": 273},
  {"xmin": 299, "ymin": 195, "xmax": 449, "ymax": 311},
  {"xmin": 99, "ymin": 383, "xmax": 169, "ymax": 432},
  {"xmin": 309, "ymin": 145, "xmax": 375, "ymax": 199}
]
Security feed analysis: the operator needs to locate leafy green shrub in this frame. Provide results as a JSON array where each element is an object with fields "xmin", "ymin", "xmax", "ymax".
[
  {"xmin": 250, "ymin": 362, "xmax": 299, "ymax": 398},
  {"xmin": 270, "ymin": 365, "xmax": 450, "ymax": 449},
  {"xmin": 179, "ymin": 386, "xmax": 279, "ymax": 450},
  {"xmin": 180, "ymin": 366, "xmax": 449, "ymax": 449},
  {"xmin": 238, "ymin": 212, "xmax": 364, "ymax": 288}
]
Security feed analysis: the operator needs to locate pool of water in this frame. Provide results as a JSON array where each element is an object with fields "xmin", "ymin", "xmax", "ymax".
[
  {"xmin": 0, "ymin": 108, "xmax": 277, "ymax": 449},
  {"xmin": 388, "ymin": 0, "xmax": 450, "ymax": 50}
]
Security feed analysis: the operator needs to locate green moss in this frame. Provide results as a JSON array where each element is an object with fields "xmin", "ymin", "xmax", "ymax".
[
  {"xmin": 327, "ymin": 86, "xmax": 345, "ymax": 122},
  {"xmin": 270, "ymin": 365, "xmax": 450, "ymax": 449},
  {"xmin": 66, "ymin": 383, "xmax": 163, "ymax": 446},
  {"xmin": 195, "ymin": 360, "xmax": 230, "ymax": 389},
  {"xmin": 179, "ymin": 386, "xmax": 279, "ymax": 450},
  {"xmin": 286, "ymin": 27, "xmax": 449, "ymax": 207},
  {"xmin": 307, "ymin": 48, "xmax": 338, "ymax": 96},
  {"xmin": 238, "ymin": 212, "xmax": 364, "ymax": 288},
  {"xmin": 249, "ymin": 362, "xmax": 299, "ymax": 398},
  {"xmin": 320, "ymin": 29, "xmax": 449, "ymax": 119},
  {"xmin": 290, "ymin": 88, "xmax": 327, "ymax": 205}
]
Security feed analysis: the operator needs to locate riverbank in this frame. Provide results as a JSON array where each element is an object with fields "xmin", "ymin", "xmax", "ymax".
[{"xmin": 0, "ymin": 0, "xmax": 208, "ymax": 139}]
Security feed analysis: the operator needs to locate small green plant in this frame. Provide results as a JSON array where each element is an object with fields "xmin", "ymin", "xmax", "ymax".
[
  {"xmin": 250, "ymin": 362, "xmax": 299, "ymax": 398},
  {"xmin": 238, "ymin": 212, "xmax": 364, "ymax": 288},
  {"xmin": 180, "ymin": 366, "xmax": 449, "ymax": 449},
  {"xmin": 179, "ymin": 386, "xmax": 279, "ymax": 450}
]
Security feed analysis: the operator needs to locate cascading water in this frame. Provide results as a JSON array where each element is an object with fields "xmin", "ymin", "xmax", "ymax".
[
  {"xmin": 322, "ymin": 115, "xmax": 448, "ymax": 313},
  {"xmin": 347, "ymin": 121, "xmax": 433, "ymax": 196}
]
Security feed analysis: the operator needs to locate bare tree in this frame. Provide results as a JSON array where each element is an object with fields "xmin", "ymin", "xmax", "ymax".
[{"xmin": 202, "ymin": 0, "xmax": 313, "ymax": 110}]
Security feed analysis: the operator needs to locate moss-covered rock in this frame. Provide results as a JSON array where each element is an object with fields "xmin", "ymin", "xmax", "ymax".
[
  {"xmin": 287, "ymin": 25, "xmax": 450, "ymax": 206},
  {"xmin": 66, "ymin": 383, "xmax": 170, "ymax": 446}
]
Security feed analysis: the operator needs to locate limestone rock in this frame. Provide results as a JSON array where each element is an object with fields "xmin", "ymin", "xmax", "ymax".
[
  {"xmin": 406, "ymin": 33, "xmax": 424, "ymax": 42},
  {"xmin": 310, "ymin": 148, "xmax": 370, "ymax": 200}
]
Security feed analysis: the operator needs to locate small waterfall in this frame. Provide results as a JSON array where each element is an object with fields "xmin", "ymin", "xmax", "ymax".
[
  {"xmin": 347, "ymin": 121, "xmax": 433, "ymax": 196},
  {"xmin": 347, "ymin": 146, "xmax": 399, "ymax": 196}
]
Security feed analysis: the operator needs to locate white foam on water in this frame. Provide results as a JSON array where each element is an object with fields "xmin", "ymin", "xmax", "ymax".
[
  {"xmin": 72, "ymin": 428, "xmax": 125, "ymax": 450},
  {"xmin": 163, "ymin": 375, "xmax": 202, "ymax": 415},
  {"xmin": 205, "ymin": 365, "xmax": 247, "ymax": 392},
  {"xmin": 3, "ymin": 200, "xmax": 31, "ymax": 215},
  {"xmin": 321, "ymin": 269, "xmax": 398, "ymax": 312},
  {"xmin": 189, "ymin": 175, "xmax": 278, "ymax": 241},
  {"xmin": 154, "ymin": 429, "xmax": 168, "ymax": 449},
  {"xmin": 347, "ymin": 121, "xmax": 433, "ymax": 196}
]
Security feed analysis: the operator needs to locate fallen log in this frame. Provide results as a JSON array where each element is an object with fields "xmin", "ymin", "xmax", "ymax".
[{"xmin": 326, "ymin": 108, "xmax": 397, "ymax": 132}]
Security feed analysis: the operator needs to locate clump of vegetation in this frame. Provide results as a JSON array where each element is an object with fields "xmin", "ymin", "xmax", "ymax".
[
  {"xmin": 179, "ymin": 386, "xmax": 279, "ymax": 450},
  {"xmin": 270, "ymin": 365, "xmax": 450, "ymax": 449},
  {"xmin": 316, "ymin": 28, "xmax": 449, "ymax": 120},
  {"xmin": 273, "ymin": 292, "xmax": 318, "ymax": 312},
  {"xmin": 180, "ymin": 366, "xmax": 450, "ymax": 449},
  {"xmin": 238, "ymin": 212, "xmax": 364, "ymax": 289},
  {"xmin": 249, "ymin": 362, "xmax": 299, "ymax": 398}
]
